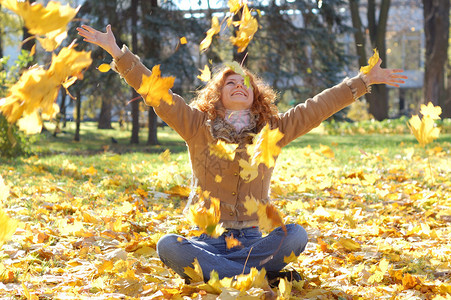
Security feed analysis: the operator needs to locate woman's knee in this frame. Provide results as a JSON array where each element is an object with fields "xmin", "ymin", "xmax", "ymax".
[
  {"xmin": 286, "ymin": 223, "xmax": 308, "ymax": 252},
  {"xmin": 156, "ymin": 234, "xmax": 182, "ymax": 258}
]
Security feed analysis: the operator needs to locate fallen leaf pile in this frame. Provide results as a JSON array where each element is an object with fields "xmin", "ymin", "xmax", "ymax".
[{"xmin": 0, "ymin": 131, "xmax": 449, "ymax": 299}]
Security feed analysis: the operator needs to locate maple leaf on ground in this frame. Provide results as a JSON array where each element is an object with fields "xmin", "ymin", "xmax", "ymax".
[
  {"xmin": 247, "ymin": 124, "xmax": 284, "ymax": 168},
  {"xmin": 184, "ymin": 258, "xmax": 204, "ymax": 283},
  {"xmin": 360, "ymin": 48, "xmax": 379, "ymax": 74},
  {"xmin": 199, "ymin": 16, "xmax": 221, "ymax": 52},
  {"xmin": 137, "ymin": 65, "xmax": 175, "ymax": 107}
]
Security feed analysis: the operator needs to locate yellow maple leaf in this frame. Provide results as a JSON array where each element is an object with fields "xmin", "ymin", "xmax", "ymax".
[
  {"xmin": 1, "ymin": 0, "xmax": 79, "ymax": 51},
  {"xmin": 408, "ymin": 113, "xmax": 441, "ymax": 147},
  {"xmin": 0, "ymin": 208, "xmax": 18, "ymax": 247},
  {"xmin": 243, "ymin": 196, "xmax": 285, "ymax": 233},
  {"xmin": 360, "ymin": 48, "xmax": 379, "ymax": 74},
  {"xmin": 243, "ymin": 195, "xmax": 259, "ymax": 216},
  {"xmin": 368, "ymin": 258, "xmax": 389, "ymax": 283},
  {"xmin": 225, "ymin": 233, "xmax": 243, "ymax": 249},
  {"xmin": 183, "ymin": 258, "xmax": 204, "ymax": 283},
  {"xmin": 209, "ymin": 140, "xmax": 238, "ymax": 161},
  {"xmin": 336, "ymin": 237, "xmax": 361, "ymax": 251},
  {"xmin": 0, "ymin": 43, "xmax": 92, "ymax": 134},
  {"xmin": 319, "ymin": 144, "xmax": 334, "ymax": 158},
  {"xmin": 239, "ymin": 159, "xmax": 259, "ymax": 183},
  {"xmin": 199, "ymin": 16, "xmax": 221, "ymax": 52},
  {"xmin": 278, "ymin": 278, "xmax": 292, "ymax": 300},
  {"xmin": 230, "ymin": 4, "xmax": 258, "ymax": 52},
  {"xmin": 137, "ymin": 65, "xmax": 175, "ymax": 107},
  {"xmin": 247, "ymin": 124, "xmax": 284, "ymax": 168},
  {"xmin": 420, "ymin": 102, "xmax": 442, "ymax": 120},
  {"xmin": 283, "ymin": 251, "xmax": 298, "ymax": 264},
  {"xmin": 228, "ymin": 0, "xmax": 243, "ymax": 14},
  {"xmin": 197, "ymin": 64, "xmax": 211, "ymax": 82},
  {"xmin": 188, "ymin": 194, "xmax": 225, "ymax": 238},
  {"xmin": 180, "ymin": 36, "xmax": 187, "ymax": 44}
]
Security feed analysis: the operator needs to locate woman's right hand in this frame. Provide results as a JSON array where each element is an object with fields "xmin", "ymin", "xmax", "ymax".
[{"xmin": 76, "ymin": 24, "xmax": 123, "ymax": 59}]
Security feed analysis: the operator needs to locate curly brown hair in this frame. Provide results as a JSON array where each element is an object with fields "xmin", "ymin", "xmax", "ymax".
[{"xmin": 191, "ymin": 65, "xmax": 279, "ymax": 128}]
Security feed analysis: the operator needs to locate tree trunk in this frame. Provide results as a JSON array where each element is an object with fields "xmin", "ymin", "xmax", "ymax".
[
  {"xmin": 74, "ymin": 89, "xmax": 82, "ymax": 142},
  {"xmin": 53, "ymin": 89, "xmax": 67, "ymax": 137},
  {"xmin": 349, "ymin": 0, "xmax": 391, "ymax": 120},
  {"xmin": 141, "ymin": 0, "xmax": 160, "ymax": 145},
  {"xmin": 21, "ymin": 0, "xmax": 35, "ymax": 61},
  {"xmin": 422, "ymin": 0, "xmax": 450, "ymax": 116},
  {"xmin": 130, "ymin": 0, "xmax": 140, "ymax": 144}
]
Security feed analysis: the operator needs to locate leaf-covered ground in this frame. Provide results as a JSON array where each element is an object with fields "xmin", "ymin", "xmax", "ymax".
[{"xmin": 0, "ymin": 129, "xmax": 450, "ymax": 299}]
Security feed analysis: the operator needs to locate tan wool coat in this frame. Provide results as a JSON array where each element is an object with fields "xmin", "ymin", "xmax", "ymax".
[{"xmin": 112, "ymin": 46, "xmax": 369, "ymax": 228}]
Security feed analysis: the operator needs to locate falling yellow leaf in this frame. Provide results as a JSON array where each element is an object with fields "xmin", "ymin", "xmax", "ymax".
[
  {"xmin": 360, "ymin": 48, "xmax": 379, "ymax": 74},
  {"xmin": 230, "ymin": 4, "xmax": 258, "ymax": 52},
  {"xmin": 225, "ymin": 234, "xmax": 242, "ymax": 249},
  {"xmin": 184, "ymin": 258, "xmax": 204, "ymax": 283},
  {"xmin": 420, "ymin": 102, "xmax": 442, "ymax": 120},
  {"xmin": 1, "ymin": 0, "xmax": 80, "ymax": 51},
  {"xmin": 215, "ymin": 175, "xmax": 223, "ymax": 183},
  {"xmin": 239, "ymin": 159, "xmax": 259, "ymax": 183},
  {"xmin": 180, "ymin": 36, "xmax": 187, "ymax": 44},
  {"xmin": 199, "ymin": 16, "xmax": 221, "ymax": 52},
  {"xmin": 228, "ymin": 0, "xmax": 243, "ymax": 14},
  {"xmin": 0, "ymin": 42, "xmax": 92, "ymax": 133},
  {"xmin": 243, "ymin": 195, "xmax": 259, "ymax": 216},
  {"xmin": 188, "ymin": 194, "xmax": 225, "ymax": 238},
  {"xmin": 97, "ymin": 63, "xmax": 111, "ymax": 73},
  {"xmin": 209, "ymin": 140, "xmax": 238, "ymax": 161},
  {"xmin": 197, "ymin": 64, "xmax": 211, "ymax": 82},
  {"xmin": 247, "ymin": 124, "xmax": 284, "ymax": 168},
  {"xmin": 408, "ymin": 103, "xmax": 441, "ymax": 147},
  {"xmin": 137, "ymin": 65, "xmax": 175, "ymax": 107}
]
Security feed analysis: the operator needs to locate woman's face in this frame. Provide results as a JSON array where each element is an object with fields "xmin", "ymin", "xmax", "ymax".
[{"xmin": 221, "ymin": 74, "xmax": 254, "ymax": 110}]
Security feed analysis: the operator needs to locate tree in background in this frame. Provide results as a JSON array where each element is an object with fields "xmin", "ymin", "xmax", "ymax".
[
  {"xmin": 246, "ymin": 0, "xmax": 351, "ymax": 108},
  {"xmin": 422, "ymin": 0, "xmax": 450, "ymax": 118},
  {"xmin": 349, "ymin": 0, "xmax": 391, "ymax": 121}
]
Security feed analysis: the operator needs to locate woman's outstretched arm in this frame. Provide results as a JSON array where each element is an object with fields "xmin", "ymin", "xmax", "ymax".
[{"xmin": 76, "ymin": 24, "xmax": 123, "ymax": 59}]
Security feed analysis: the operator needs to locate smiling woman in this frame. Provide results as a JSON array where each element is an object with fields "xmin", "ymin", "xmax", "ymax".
[{"xmin": 76, "ymin": 23, "xmax": 406, "ymax": 296}]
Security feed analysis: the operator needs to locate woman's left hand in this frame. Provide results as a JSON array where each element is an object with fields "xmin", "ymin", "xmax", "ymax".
[{"xmin": 366, "ymin": 59, "xmax": 408, "ymax": 87}]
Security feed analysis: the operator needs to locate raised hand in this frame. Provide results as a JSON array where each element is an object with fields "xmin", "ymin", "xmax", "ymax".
[
  {"xmin": 366, "ymin": 59, "xmax": 408, "ymax": 87},
  {"xmin": 76, "ymin": 24, "xmax": 123, "ymax": 59}
]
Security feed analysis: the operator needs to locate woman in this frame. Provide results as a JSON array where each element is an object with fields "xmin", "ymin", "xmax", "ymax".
[{"xmin": 77, "ymin": 25, "xmax": 406, "ymax": 286}]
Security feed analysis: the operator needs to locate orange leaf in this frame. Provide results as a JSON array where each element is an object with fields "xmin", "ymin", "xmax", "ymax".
[
  {"xmin": 137, "ymin": 65, "xmax": 175, "ymax": 107},
  {"xmin": 225, "ymin": 234, "xmax": 242, "ymax": 249}
]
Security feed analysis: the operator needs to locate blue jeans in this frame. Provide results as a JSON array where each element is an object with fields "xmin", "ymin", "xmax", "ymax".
[{"xmin": 156, "ymin": 223, "xmax": 308, "ymax": 281}]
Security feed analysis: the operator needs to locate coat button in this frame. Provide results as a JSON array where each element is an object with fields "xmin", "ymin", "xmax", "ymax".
[
  {"xmin": 232, "ymin": 192, "xmax": 236, "ymax": 196},
  {"xmin": 234, "ymin": 172, "xmax": 238, "ymax": 176},
  {"xmin": 229, "ymin": 212, "xmax": 234, "ymax": 216}
]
